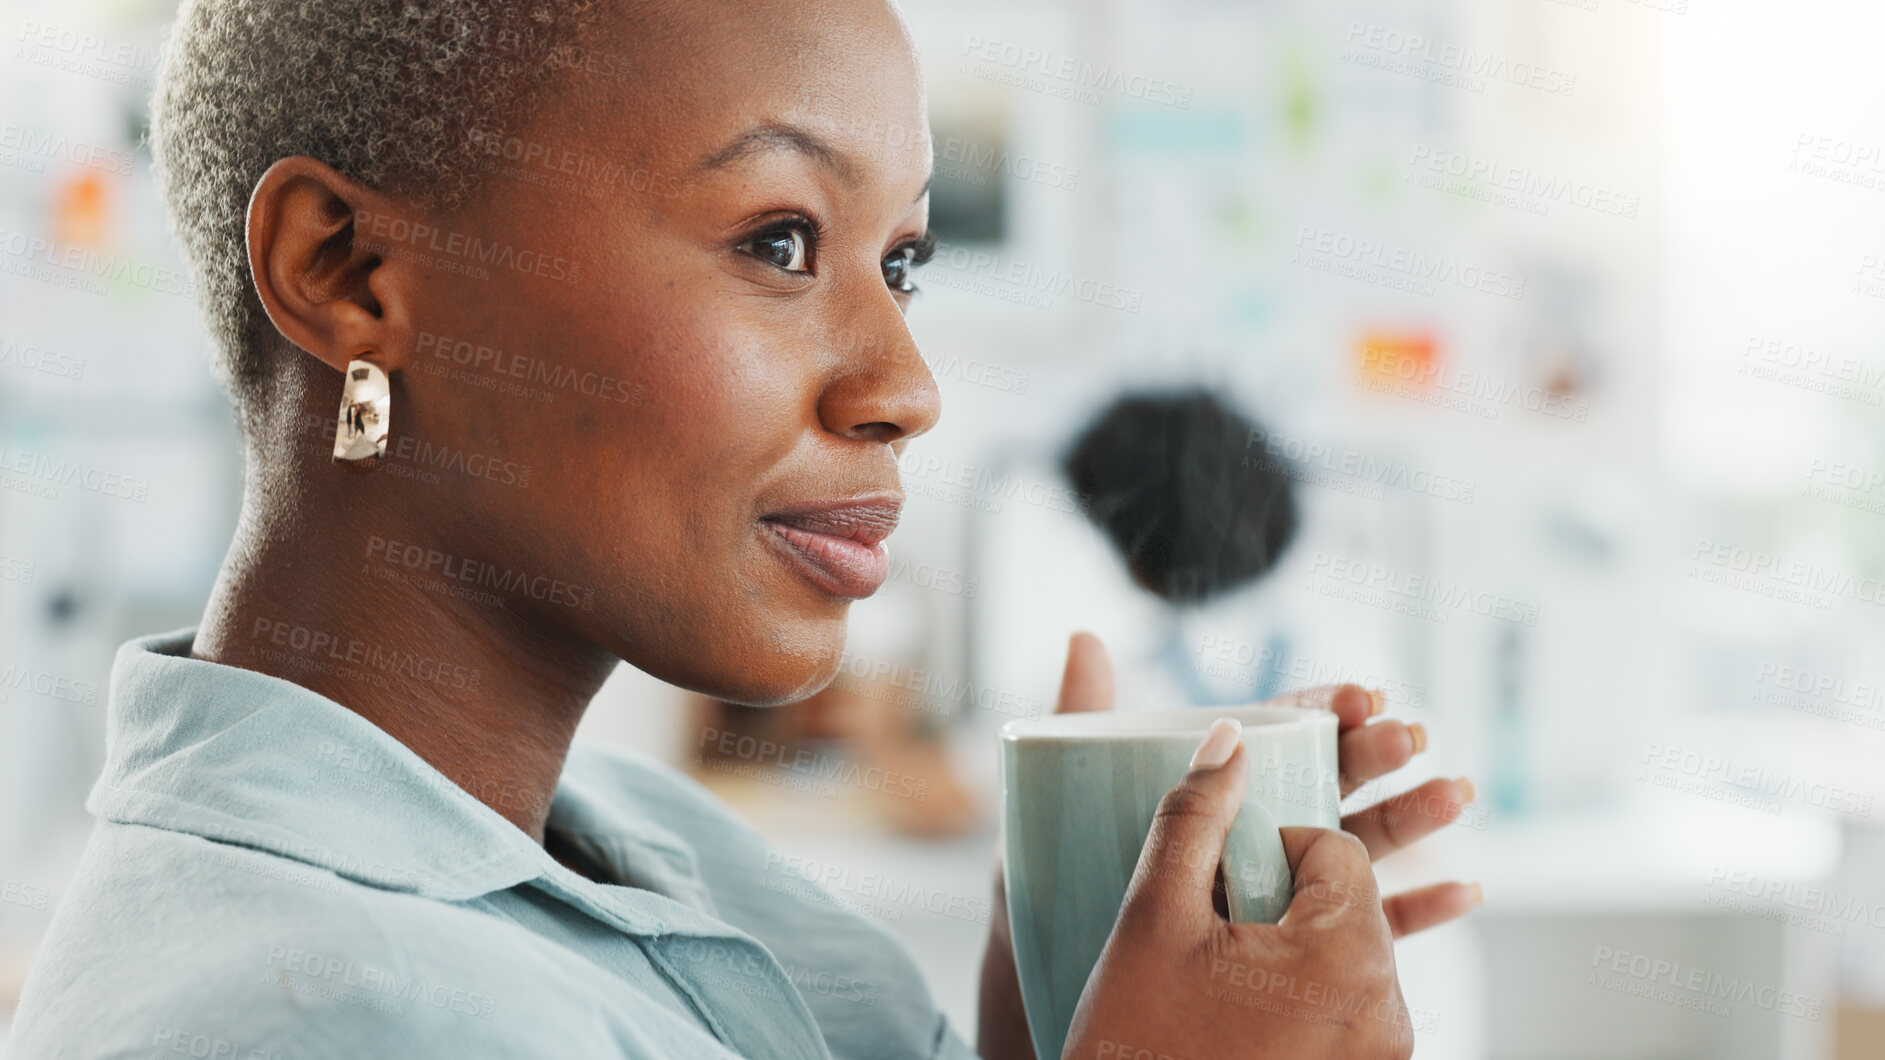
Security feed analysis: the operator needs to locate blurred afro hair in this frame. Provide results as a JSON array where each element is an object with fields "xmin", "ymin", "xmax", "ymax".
[{"xmin": 1063, "ymin": 388, "xmax": 1299, "ymax": 605}]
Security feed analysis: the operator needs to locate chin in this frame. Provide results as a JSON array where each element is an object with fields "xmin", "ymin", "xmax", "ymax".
[
  {"xmin": 675, "ymin": 617, "xmax": 850, "ymax": 707},
  {"xmin": 716, "ymin": 658, "xmax": 843, "ymax": 708}
]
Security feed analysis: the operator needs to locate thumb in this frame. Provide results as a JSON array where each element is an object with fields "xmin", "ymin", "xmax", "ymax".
[
  {"xmin": 1116, "ymin": 718, "xmax": 1249, "ymax": 938},
  {"xmin": 1273, "ymin": 826, "xmax": 1380, "ymax": 929},
  {"xmin": 1055, "ymin": 631, "xmax": 1114, "ymax": 713}
]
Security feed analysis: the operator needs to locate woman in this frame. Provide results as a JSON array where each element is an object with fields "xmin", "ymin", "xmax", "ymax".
[{"xmin": 8, "ymin": 0, "xmax": 1478, "ymax": 1056}]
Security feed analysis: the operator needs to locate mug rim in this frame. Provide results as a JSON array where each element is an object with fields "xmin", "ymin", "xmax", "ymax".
[{"xmin": 1000, "ymin": 704, "xmax": 1334, "ymax": 741}]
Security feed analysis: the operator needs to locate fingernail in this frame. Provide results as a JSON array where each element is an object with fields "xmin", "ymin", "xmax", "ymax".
[
  {"xmin": 1407, "ymin": 723, "xmax": 1428, "ymax": 755},
  {"xmin": 1189, "ymin": 718, "xmax": 1243, "ymax": 771},
  {"xmin": 1367, "ymin": 689, "xmax": 1386, "ymax": 716},
  {"xmin": 1456, "ymin": 776, "xmax": 1477, "ymax": 804},
  {"xmin": 1468, "ymin": 882, "xmax": 1485, "ymax": 907}
]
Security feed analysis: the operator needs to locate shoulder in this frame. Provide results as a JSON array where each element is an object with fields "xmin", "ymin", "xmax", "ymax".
[
  {"xmin": 7, "ymin": 822, "xmax": 639, "ymax": 1059},
  {"xmin": 559, "ymin": 743, "xmax": 979, "ymax": 1059}
]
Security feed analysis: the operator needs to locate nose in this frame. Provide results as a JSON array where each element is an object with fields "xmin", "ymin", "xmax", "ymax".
[{"xmin": 816, "ymin": 306, "xmax": 941, "ymax": 446}]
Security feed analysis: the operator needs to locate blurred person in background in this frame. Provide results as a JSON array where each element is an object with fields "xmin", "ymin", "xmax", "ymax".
[
  {"xmin": 1064, "ymin": 389, "xmax": 1304, "ymax": 705},
  {"xmin": 7, "ymin": 0, "xmax": 1478, "ymax": 1057}
]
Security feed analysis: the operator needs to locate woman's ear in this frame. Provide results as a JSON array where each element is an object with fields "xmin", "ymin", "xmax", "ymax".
[{"xmin": 245, "ymin": 156, "xmax": 418, "ymax": 374}]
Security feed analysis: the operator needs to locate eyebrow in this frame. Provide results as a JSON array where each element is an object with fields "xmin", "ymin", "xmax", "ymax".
[
  {"xmin": 696, "ymin": 122, "xmax": 857, "ymax": 182},
  {"xmin": 696, "ymin": 121, "xmax": 934, "ymax": 204}
]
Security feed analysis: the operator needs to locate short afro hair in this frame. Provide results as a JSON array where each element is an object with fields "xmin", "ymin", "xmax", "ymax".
[
  {"xmin": 149, "ymin": 0, "xmax": 606, "ymax": 437},
  {"xmin": 1063, "ymin": 388, "xmax": 1299, "ymax": 605}
]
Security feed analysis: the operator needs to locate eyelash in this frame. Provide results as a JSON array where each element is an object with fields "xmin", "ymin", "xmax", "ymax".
[
  {"xmin": 739, "ymin": 215, "xmax": 936, "ymax": 295},
  {"xmin": 892, "ymin": 232, "xmax": 938, "ymax": 294}
]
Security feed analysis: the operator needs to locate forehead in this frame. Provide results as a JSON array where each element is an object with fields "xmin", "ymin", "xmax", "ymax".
[{"xmin": 556, "ymin": 0, "xmax": 930, "ymax": 187}]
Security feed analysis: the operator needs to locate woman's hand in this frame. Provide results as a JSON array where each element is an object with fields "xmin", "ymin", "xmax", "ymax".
[
  {"xmin": 1057, "ymin": 633, "xmax": 1479, "ymax": 931},
  {"xmin": 1261, "ymin": 679, "xmax": 1482, "ymax": 936},
  {"xmin": 1063, "ymin": 725, "xmax": 1415, "ymax": 1059},
  {"xmin": 976, "ymin": 633, "xmax": 1479, "ymax": 1060}
]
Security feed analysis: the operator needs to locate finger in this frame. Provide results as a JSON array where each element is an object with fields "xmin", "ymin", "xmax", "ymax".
[
  {"xmin": 1270, "ymin": 826, "xmax": 1381, "ymax": 927},
  {"xmin": 1336, "ymin": 719, "xmax": 1425, "ymax": 797},
  {"xmin": 1382, "ymin": 881, "xmax": 1483, "ymax": 938},
  {"xmin": 1341, "ymin": 777, "xmax": 1473, "ymax": 860},
  {"xmin": 1117, "ymin": 720, "xmax": 1249, "ymax": 938},
  {"xmin": 1055, "ymin": 631, "xmax": 1114, "ymax": 714},
  {"xmin": 1267, "ymin": 683, "xmax": 1378, "ymax": 732}
]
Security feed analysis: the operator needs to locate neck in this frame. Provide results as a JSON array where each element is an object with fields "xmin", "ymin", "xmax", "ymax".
[{"xmin": 191, "ymin": 438, "xmax": 619, "ymax": 845}]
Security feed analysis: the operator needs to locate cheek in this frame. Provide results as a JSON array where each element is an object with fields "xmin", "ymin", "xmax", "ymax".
[
  {"xmin": 533, "ymin": 319, "xmax": 814, "ymax": 632},
  {"xmin": 623, "ymin": 314, "xmax": 812, "ymax": 488}
]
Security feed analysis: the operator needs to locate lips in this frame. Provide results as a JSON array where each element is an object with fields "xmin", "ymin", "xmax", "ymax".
[{"xmin": 760, "ymin": 497, "xmax": 901, "ymax": 599}]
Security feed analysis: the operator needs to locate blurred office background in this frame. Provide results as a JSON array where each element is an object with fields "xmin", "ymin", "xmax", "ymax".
[{"xmin": 5, "ymin": 0, "xmax": 1885, "ymax": 1056}]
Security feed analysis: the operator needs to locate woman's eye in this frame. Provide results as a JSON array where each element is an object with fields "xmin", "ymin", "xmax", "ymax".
[
  {"xmin": 884, "ymin": 232, "xmax": 935, "ymax": 295},
  {"xmin": 744, "ymin": 227, "xmax": 809, "ymax": 272},
  {"xmin": 883, "ymin": 248, "xmax": 917, "ymax": 293}
]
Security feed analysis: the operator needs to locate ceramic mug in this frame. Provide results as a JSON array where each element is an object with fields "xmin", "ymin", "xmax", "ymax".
[{"xmin": 1000, "ymin": 705, "xmax": 1341, "ymax": 1060}]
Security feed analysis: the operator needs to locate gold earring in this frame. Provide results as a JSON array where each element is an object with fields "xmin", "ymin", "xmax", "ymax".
[{"xmin": 332, "ymin": 358, "xmax": 390, "ymax": 462}]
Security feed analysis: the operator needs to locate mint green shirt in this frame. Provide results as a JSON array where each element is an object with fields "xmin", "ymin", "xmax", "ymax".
[{"xmin": 8, "ymin": 628, "xmax": 980, "ymax": 1059}]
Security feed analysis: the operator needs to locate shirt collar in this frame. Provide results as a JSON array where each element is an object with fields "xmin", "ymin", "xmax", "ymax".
[{"xmin": 91, "ymin": 627, "xmax": 611, "ymax": 907}]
